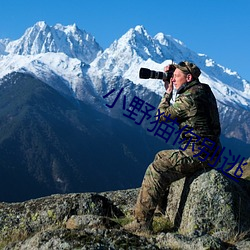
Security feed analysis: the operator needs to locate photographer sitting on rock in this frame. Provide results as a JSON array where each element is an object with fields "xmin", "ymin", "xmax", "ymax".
[{"xmin": 124, "ymin": 61, "xmax": 222, "ymax": 233}]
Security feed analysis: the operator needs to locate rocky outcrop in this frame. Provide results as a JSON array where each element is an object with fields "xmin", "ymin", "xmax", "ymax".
[
  {"xmin": 1, "ymin": 169, "xmax": 250, "ymax": 249},
  {"xmin": 0, "ymin": 192, "xmax": 158, "ymax": 250},
  {"xmin": 165, "ymin": 169, "xmax": 250, "ymax": 240}
]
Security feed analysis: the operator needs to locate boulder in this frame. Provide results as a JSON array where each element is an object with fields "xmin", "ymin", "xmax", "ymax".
[
  {"xmin": 0, "ymin": 193, "xmax": 124, "ymax": 248},
  {"xmin": 156, "ymin": 232, "xmax": 225, "ymax": 250},
  {"xmin": 165, "ymin": 169, "xmax": 250, "ymax": 241},
  {"xmin": 4, "ymin": 228, "xmax": 161, "ymax": 250}
]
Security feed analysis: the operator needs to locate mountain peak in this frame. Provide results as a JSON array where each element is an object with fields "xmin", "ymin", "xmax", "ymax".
[
  {"xmin": 153, "ymin": 32, "xmax": 185, "ymax": 50},
  {"xmin": 5, "ymin": 21, "xmax": 102, "ymax": 64},
  {"xmin": 125, "ymin": 25, "xmax": 150, "ymax": 41},
  {"xmin": 34, "ymin": 21, "xmax": 48, "ymax": 29},
  {"xmin": 134, "ymin": 25, "xmax": 147, "ymax": 34},
  {"xmin": 54, "ymin": 23, "xmax": 79, "ymax": 33}
]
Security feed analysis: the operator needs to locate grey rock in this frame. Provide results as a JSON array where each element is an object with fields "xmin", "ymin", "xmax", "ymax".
[
  {"xmin": 4, "ymin": 228, "xmax": 161, "ymax": 250},
  {"xmin": 235, "ymin": 240, "xmax": 250, "ymax": 250},
  {"xmin": 101, "ymin": 188, "xmax": 140, "ymax": 215},
  {"xmin": 66, "ymin": 214, "xmax": 120, "ymax": 230},
  {"xmin": 0, "ymin": 192, "xmax": 123, "ymax": 247},
  {"xmin": 156, "ymin": 232, "xmax": 226, "ymax": 250},
  {"xmin": 165, "ymin": 169, "xmax": 250, "ymax": 241}
]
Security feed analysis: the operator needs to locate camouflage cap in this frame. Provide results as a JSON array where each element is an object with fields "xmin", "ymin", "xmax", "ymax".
[{"xmin": 175, "ymin": 61, "xmax": 201, "ymax": 79}]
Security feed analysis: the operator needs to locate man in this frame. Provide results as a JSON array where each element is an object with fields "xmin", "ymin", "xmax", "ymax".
[{"xmin": 124, "ymin": 61, "xmax": 221, "ymax": 233}]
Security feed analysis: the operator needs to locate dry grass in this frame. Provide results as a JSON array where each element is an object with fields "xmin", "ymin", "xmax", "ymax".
[
  {"xmin": 242, "ymin": 159, "xmax": 250, "ymax": 180},
  {"xmin": 228, "ymin": 158, "xmax": 250, "ymax": 180},
  {"xmin": 225, "ymin": 230, "xmax": 250, "ymax": 245},
  {"xmin": 115, "ymin": 214, "xmax": 174, "ymax": 236}
]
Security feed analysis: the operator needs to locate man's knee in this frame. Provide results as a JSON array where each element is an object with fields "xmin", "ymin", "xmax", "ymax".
[{"xmin": 154, "ymin": 150, "xmax": 172, "ymax": 161}]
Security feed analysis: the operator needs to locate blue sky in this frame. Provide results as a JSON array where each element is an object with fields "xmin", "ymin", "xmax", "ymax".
[{"xmin": 1, "ymin": 0, "xmax": 250, "ymax": 81}]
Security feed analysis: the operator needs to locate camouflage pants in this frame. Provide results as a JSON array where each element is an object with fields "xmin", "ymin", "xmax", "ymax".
[{"xmin": 134, "ymin": 149, "xmax": 210, "ymax": 223}]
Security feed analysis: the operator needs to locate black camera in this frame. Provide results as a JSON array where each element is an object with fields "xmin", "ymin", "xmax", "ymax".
[{"xmin": 139, "ymin": 65, "xmax": 175, "ymax": 82}]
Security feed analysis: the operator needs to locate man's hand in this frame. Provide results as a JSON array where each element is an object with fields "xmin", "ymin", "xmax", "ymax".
[{"xmin": 163, "ymin": 65, "xmax": 173, "ymax": 94}]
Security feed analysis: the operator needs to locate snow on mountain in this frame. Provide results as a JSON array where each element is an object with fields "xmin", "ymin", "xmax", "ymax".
[
  {"xmin": 0, "ymin": 52, "xmax": 100, "ymax": 104},
  {"xmin": 89, "ymin": 25, "xmax": 250, "ymax": 110},
  {"xmin": 0, "ymin": 22, "xmax": 250, "ymax": 144},
  {"xmin": 88, "ymin": 25, "xmax": 169, "ymax": 93},
  {"xmin": 0, "ymin": 39, "xmax": 9, "ymax": 55},
  {"xmin": 0, "ymin": 22, "xmax": 105, "ymax": 104},
  {"xmin": 1, "ymin": 22, "xmax": 250, "ymax": 113},
  {"xmin": 5, "ymin": 21, "xmax": 102, "ymax": 64}
]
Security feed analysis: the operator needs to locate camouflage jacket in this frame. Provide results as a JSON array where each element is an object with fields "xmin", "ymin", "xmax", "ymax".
[{"xmin": 158, "ymin": 79, "xmax": 221, "ymax": 154}]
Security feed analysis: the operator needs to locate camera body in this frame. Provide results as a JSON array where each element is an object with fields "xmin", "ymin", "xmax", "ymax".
[{"xmin": 139, "ymin": 65, "xmax": 176, "ymax": 82}]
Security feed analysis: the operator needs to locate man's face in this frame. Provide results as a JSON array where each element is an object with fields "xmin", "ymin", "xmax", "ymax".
[{"xmin": 172, "ymin": 68, "xmax": 188, "ymax": 90}]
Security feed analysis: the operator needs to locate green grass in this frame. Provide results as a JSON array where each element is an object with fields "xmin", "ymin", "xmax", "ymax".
[
  {"xmin": 113, "ymin": 214, "xmax": 174, "ymax": 234},
  {"xmin": 152, "ymin": 216, "xmax": 174, "ymax": 234},
  {"xmin": 112, "ymin": 216, "xmax": 134, "ymax": 227}
]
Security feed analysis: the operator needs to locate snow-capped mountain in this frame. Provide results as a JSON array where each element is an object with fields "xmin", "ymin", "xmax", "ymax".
[
  {"xmin": 0, "ymin": 53, "xmax": 100, "ymax": 103},
  {"xmin": 3, "ymin": 21, "xmax": 102, "ymax": 64},
  {"xmin": 0, "ymin": 22, "xmax": 250, "ymax": 201},
  {"xmin": 0, "ymin": 22, "xmax": 250, "ymax": 144},
  {"xmin": 0, "ymin": 21, "xmax": 103, "ymax": 104},
  {"xmin": 89, "ymin": 25, "xmax": 250, "ymax": 110},
  {"xmin": 87, "ymin": 25, "xmax": 250, "ymax": 146}
]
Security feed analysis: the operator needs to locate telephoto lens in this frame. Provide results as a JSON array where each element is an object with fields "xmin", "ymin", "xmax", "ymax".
[
  {"xmin": 139, "ymin": 65, "xmax": 176, "ymax": 82},
  {"xmin": 139, "ymin": 68, "xmax": 167, "ymax": 80}
]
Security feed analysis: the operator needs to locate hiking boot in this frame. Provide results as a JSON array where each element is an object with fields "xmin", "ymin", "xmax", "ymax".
[{"xmin": 124, "ymin": 219, "xmax": 152, "ymax": 233}]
